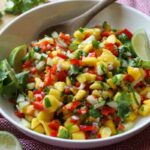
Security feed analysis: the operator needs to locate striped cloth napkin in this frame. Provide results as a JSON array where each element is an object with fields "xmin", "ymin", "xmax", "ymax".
[{"xmin": 0, "ymin": 0, "xmax": 150, "ymax": 150}]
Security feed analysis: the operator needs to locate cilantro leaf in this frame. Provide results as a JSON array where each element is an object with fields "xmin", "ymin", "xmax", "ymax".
[
  {"xmin": 69, "ymin": 65, "xmax": 80, "ymax": 75},
  {"xmin": 92, "ymin": 40, "xmax": 100, "ymax": 49},
  {"xmin": 0, "ymin": 70, "xmax": 8, "ymax": 82},
  {"xmin": 89, "ymin": 108, "xmax": 101, "ymax": 118}
]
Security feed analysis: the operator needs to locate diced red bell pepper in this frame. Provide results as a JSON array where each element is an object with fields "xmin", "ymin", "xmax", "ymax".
[
  {"xmin": 49, "ymin": 120, "xmax": 60, "ymax": 131},
  {"xmin": 101, "ymin": 31, "xmax": 110, "ymax": 37},
  {"xmin": 144, "ymin": 69, "xmax": 150, "ymax": 79},
  {"xmin": 22, "ymin": 60, "xmax": 32, "ymax": 69},
  {"xmin": 124, "ymin": 74, "xmax": 134, "ymax": 82},
  {"xmin": 32, "ymin": 101, "xmax": 44, "ymax": 111},
  {"xmin": 34, "ymin": 94, "xmax": 44, "ymax": 101},
  {"xmin": 80, "ymin": 125, "xmax": 97, "ymax": 131},
  {"xmin": 30, "ymin": 67, "xmax": 38, "ymax": 74},
  {"xmin": 44, "ymin": 73, "xmax": 53, "ymax": 86},
  {"xmin": 97, "ymin": 133, "xmax": 101, "ymax": 138},
  {"xmin": 48, "ymin": 53, "xmax": 54, "ymax": 58},
  {"xmin": 50, "ymin": 130, "xmax": 58, "ymax": 137},
  {"xmin": 75, "ymin": 82, "xmax": 80, "ymax": 87},
  {"xmin": 57, "ymin": 71, "xmax": 67, "ymax": 81},
  {"xmin": 114, "ymin": 116, "xmax": 121, "ymax": 124},
  {"xmin": 134, "ymin": 81, "xmax": 145, "ymax": 88},
  {"xmin": 70, "ymin": 101, "xmax": 80, "ymax": 111},
  {"xmin": 88, "ymin": 52, "xmax": 96, "ymax": 57},
  {"xmin": 118, "ymin": 28, "xmax": 133, "ymax": 39},
  {"xmin": 104, "ymin": 43, "xmax": 118, "ymax": 56},
  {"xmin": 57, "ymin": 53, "xmax": 68, "ymax": 60},
  {"xmin": 77, "ymin": 108, "xmax": 88, "ymax": 115},
  {"xmin": 70, "ymin": 59, "xmax": 82, "ymax": 66},
  {"xmin": 118, "ymin": 124, "xmax": 125, "ymax": 131},
  {"xmin": 101, "ymin": 106, "xmax": 116, "ymax": 116},
  {"xmin": 59, "ymin": 32, "xmax": 71, "ymax": 45},
  {"xmin": 33, "ymin": 89, "xmax": 42, "ymax": 94},
  {"xmin": 96, "ymin": 75, "xmax": 104, "ymax": 81},
  {"xmin": 51, "ymin": 64, "xmax": 57, "ymax": 75},
  {"xmin": 64, "ymin": 87, "xmax": 71, "ymax": 94},
  {"xmin": 15, "ymin": 110, "xmax": 24, "ymax": 118},
  {"xmin": 84, "ymin": 33, "xmax": 91, "ymax": 40}
]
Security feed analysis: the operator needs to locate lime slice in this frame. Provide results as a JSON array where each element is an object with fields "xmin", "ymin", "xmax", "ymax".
[
  {"xmin": 8, "ymin": 45, "xmax": 27, "ymax": 73},
  {"xmin": 3, "ymin": 59, "xmax": 20, "ymax": 89},
  {"xmin": 132, "ymin": 29, "xmax": 150, "ymax": 60},
  {"xmin": 0, "ymin": 131, "xmax": 22, "ymax": 150}
]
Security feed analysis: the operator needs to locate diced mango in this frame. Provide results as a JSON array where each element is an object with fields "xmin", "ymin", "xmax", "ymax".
[
  {"xmin": 25, "ymin": 115, "xmax": 34, "ymax": 122},
  {"xmin": 44, "ymin": 95, "xmax": 61, "ymax": 112},
  {"xmin": 104, "ymin": 120, "xmax": 117, "ymax": 135},
  {"xmin": 23, "ymin": 105, "xmax": 35, "ymax": 115},
  {"xmin": 77, "ymin": 73, "xmax": 96, "ymax": 83},
  {"xmin": 33, "ymin": 125, "xmax": 45, "ymax": 134},
  {"xmin": 66, "ymin": 77, "xmax": 72, "ymax": 86},
  {"xmin": 138, "ymin": 104, "xmax": 150, "ymax": 116},
  {"xmin": 72, "ymin": 131, "xmax": 86, "ymax": 140},
  {"xmin": 64, "ymin": 117, "xmax": 73, "ymax": 128},
  {"xmin": 76, "ymin": 74, "xmax": 87, "ymax": 83},
  {"xmin": 69, "ymin": 125, "xmax": 80, "ymax": 134},
  {"xmin": 82, "ymin": 57, "xmax": 97, "ymax": 66},
  {"xmin": 37, "ymin": 110, "xmax": 52, "ymax": 122},
  {"xmin": 126, "ymin": 112, "xmax": 137, "ymax": 122},
  {"xmin": 54, "ymin": 82, "xmax": 66, "ymax": 92},
  {"xmin": 106, "ymin": 34, "xmax": 116, "ymax": 44},
  {"xmin": 31, "ymin": 118, "xmax": 40, "ymax": 129},
  {"xmin": 90, "ymin": 81, "xmax": 101, "ymax": 90},
  {"xmin": 41, "ymin": 121, "xmax": 52, "ymax": 135},
  {"xmin": 49, "ymin": 88, "xmax": 61, "ymax": 101},
  {"xmin": 140, "ymin": 87, "xmax": 150, "ymax": 95},
  {"xmin": 92, "ymin": 90, "xmax": 101, "ymax": 97},
  {"xmin": 74, "ymin": 90, "xmax": 87, "ymax": 101},
  {"xmin": 73, "ymin": 30, "xmax": 85, "ymax": 40},
  {"xmin": 98, "ymin": 49, "xmax": 120, "ymax": 68},
  {"xmin": 61, "ymin": 61, "xmax": 70, "ymax": 71},
  {"xmin": 35, "ymin": 77, "xmax": 44, "ymax": 89},
  {"xmin": 107, "ymin": 78, "xmax": 117, "ymax": 89},
  {"xmin": 83, "ymin": 44, "xmax": 93, "ymax": 53},
  {"xmin": 143, "ymin": 100, "xmax": 150, "ymax": 105},
  {"xmin": 28, "ymin": 91, "xmax": 34, "ymax": 101},
  {"xmin": 127, "ymin": 66, "xmax": 145, "ymax": 81},
  {"xmin": 99, "ymin": 126, "xmax": 112, "ymax": 138}
]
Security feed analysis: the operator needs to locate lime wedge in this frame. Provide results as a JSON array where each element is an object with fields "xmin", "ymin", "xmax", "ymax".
[
  {"xmin": 8, "ymin": 45, "xmax": 27, "ymax": 73},
  {"xmin": 0, "ymin": 131, "xmax": 22, "ymax": 150},
  {"xmin": 131, "ymin": 29, "xmax": 150, "ymax": 60}
]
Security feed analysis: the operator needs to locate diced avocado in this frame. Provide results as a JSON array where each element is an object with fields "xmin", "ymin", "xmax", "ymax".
[
  {"xmin": 112, "ymin": 74, "xmax": 124, "ymax": 85},
  {"xmin": 57, "ymin": 126, "xmax": 70, "ymax": 139}
]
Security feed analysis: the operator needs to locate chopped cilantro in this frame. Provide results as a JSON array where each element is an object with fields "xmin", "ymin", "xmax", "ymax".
[
  {"xmin": 79, "ymin": 28, "xmax": 84, "ymax": 33},
  {"xmin": 5, "ymin": 0, "xmax": 48, "ymax": 15},
  {"xmin": 69, "ymin": 65, "xmax": 80, "ymax": 75},
  {"xmin": 89, "ymin": 107, "xmax": 101, "ymax": 118},
  {"xmin": 92, "ymin": 40, "xmax": 100, "ymax": 49},
  {"xmin": 44, "ymin": 97, "xmax": 51, "ymax": 108},
  {"xmin": 69, "ymin": 43, "xmax": 78, "ymax": 51}
]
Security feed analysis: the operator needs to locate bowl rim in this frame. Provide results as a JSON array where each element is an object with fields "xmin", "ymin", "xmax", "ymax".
[{"xmin": 0, "ymin": 0, "xmax": 150, "ymax": 144}]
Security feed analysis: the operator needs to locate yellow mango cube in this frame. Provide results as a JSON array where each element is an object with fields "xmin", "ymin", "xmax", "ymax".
[
  {"xmin": 54, "ymin": 82, "xmax": 66, "ymax": 92},
  {"xmin": 143, "ymin": 100, "xmax": 150, "ymax": 105},
  {"xmin": 83, "ymin": 44, "xmax": 93, "ymax": 53},
  {"xmin": 25, "ymin": 115, "xmax": 34, "ymax": 122},
  {"xmin": 99, "ymin": 126, "xmax": 112, "ymax": 138},
  {"xmin": 126, "ymin": 112, "xmax": 137, "ymax": 122},
  {"xmin": 61, "ymin": 61, "xmax": 70, "ymax": 71},
  {"xmin": 33, "ymin": 125, "xmax": 45, "ymax": 134},
  {"xmin": 74, "ymin": 90, "xmax": 87, "ymax": 101},
  {"xmin": 82, "ymin": 57, "xmax": 97, "ymax": 66},
  {"xmin": 31, "ymin": 118, "xmax": 40, "ymax": 129},
  {"xmin": 90, "ymin": 81, "xmax": 101, "ymax": 90},
  {"xmin": 76, "ymin": 74, "xmax": 87, "ymax": 83},
  {"xmin": 41, "ymin": 121, "xmax": 52, "ymax": 135},
  {"xmin": 37, "ymin": 110, "xmax": 52, "ymax": 122},
  {"xmin": 85, "ymin": 73, "xmax": 96, "ymax": 82},
  {"xmin": 127, "ymin": 66, "xmax": 145, "ymax": 81},
  {"xmin": 28, "ymin": 91, "xmax": 34, "ymax": 100},
  {"xmin": 104, "ymin": 120, "xmax": 117, "ymax": 135},
  {"xmin": 107, "ymin": 78, "xmax": 117, "ymax": 89},
  {"xmin": 92, "ymin": 90, "xmax": 101, "ymax": 97},
  {"xmin": 72, "ymin": 131, "xmax": 86, "ymax": 140},
  {"xmin": 66, "ymin": 77, "xmax": 72, "ymax": 86},
  {"xmin": 139, "ymin": 104, "xmax": 150, "ymax": 116},
  {"xmin": 49, "ymin": 89, "xmax": 61, "ymax": 101},
  {"xmin": 44, "ymin": 95, "xmax": 61, "ymax": 112},
  {"xmin": 69, "ymin": 125, "xmax": 80, "ymax": 134},
  {"xmin": 73, "ymin": 30, "xmax": 85, "ymax": 40}
]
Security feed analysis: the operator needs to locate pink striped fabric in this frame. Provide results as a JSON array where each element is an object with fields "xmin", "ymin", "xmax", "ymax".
[{"xmin": 0, "ymin": 1, "xmax": 150, "ymax": 150}]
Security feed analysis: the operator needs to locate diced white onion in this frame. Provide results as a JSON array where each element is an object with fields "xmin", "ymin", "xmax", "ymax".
[
  {"xmin": 107, "ymin": 101, "xmax": 118, "ymax": 110},
  {"xmin": 51, "ymin": 31, "xmax": 59, "ymax": 38},
  {"xmin": 146, "ymin": 92, "xmax": 150, "ymax": 99},
  {"xmin": 21, "ymin": 119, "xmax": 30, "ymax": 128},
  {"xmin": 87, "ymin": 95, "xmax": 98, "ymax": 105},
  {"xmin": 34, "ymin": 52, "xmax": 42, "ymax": 60},
  {"xmin": 17, "ymin": 94, "xmax": 25, "ymax": 103},
  {"xmin": 36, "ymin": 61, "xmax": 45, "ymax": 70},
  {"xmin": 78, "ymin": 83, "xmax": 85, "ymax": 90},
  {"xmin": 81, "ymin": 35, "xmax": 95, "ymax": 45},
  {"xmin": 19, "ymin": 101, "xmax": 30, "ymax": 110},
  {"xmin": 71, "ymin": 115, "xmax": 79, "ymax": 121}
]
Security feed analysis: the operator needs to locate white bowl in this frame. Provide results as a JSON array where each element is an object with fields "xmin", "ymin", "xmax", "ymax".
[{"xmin": 0, "ymin": 0, "xmax": 150, "ymax": 149}]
